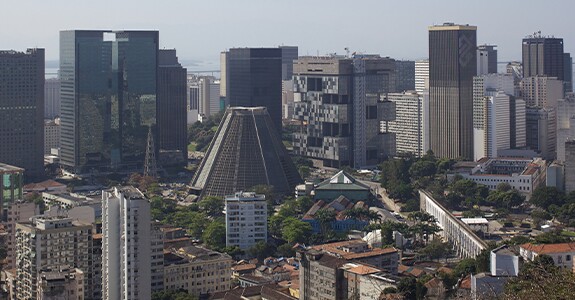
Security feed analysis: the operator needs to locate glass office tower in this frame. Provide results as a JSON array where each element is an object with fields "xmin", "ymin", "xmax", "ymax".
[{"xmin": 60, "ymin": 30, "xmax": 158, "ymax": 174}]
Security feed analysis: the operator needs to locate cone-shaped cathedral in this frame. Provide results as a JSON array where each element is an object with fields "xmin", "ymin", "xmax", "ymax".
[{"xmin": 191, "ymin": 107, "xmax": 302, "ymax": 198}]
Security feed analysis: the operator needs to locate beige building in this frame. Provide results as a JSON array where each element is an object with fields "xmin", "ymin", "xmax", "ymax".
[
  {"xmin": 163, "ymin": 246, "xmax": 234, "ymax": 296},
  {"xmin": 15, "ymin": 216, "xmax": 93, "ymax": 300},
  {"xmin": 38, "ymin": 266, "xmax": 84, "ymax": 300},
  {"xmin": 44, "ymin": 118, "xmax": 60, "ymax": 155}
]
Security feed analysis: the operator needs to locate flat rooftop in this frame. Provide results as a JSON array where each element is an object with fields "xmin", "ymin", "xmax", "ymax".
[{"xmin": 0, "ymin": 163, "xmax": 24, "ymax": 174}]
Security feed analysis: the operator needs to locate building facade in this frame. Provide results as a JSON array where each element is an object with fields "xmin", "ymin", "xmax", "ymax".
[
  {"xmin": 0, "ymin": 49, "xmax": 45, "ymax": 178},
  {"xmin": 157, "ymin": 49, "xmax": 187, "ymax": 163},
  {"xmin": 384, "ymin": 91, "xmax": 427, "ymax": 156},
  {"xmin": 102, "ymin": 186, "xmax": 163, "ymax": 300},
  {"xmin": 59, "ymin": 30, "xmax": 159, "ymax": 174},
  {"xmin": 292, "ymin": 55, "xmax": 396, "ymax": 168},
  {"xmin": 44, "ymin": 119, "xmax": 60, "ymax": 155},
  {"xmin": 520, "ymin": 76, "xmax": 563, "ymax": 108},
  {"xmin": 522, "ymin": 35, "xmax": 564, "ymax": 80},
  {"xmin": 477, "ymin": 45, "xmax": 498, "ymax": 75},
  {"xmin": 45, "ymin": 78, "xmax": 61, "ymax": 119},
  {"xmin": 526, "ymin": 107, "xmax": 557, "ymax": 160},
  {"xmin": 429, "ymin": 23, "xmax": 477, "ymax": 160},
  {"xmin": 415, "ymin": 59, "xmax": 429, "ymax": 95},
  {"xmin": 38, "ymin": 266, "xmax": 84, "ymax": 300},
  {"xmin": 565, "ymin": 140, "xmax": 575, "ymax": 193},
  {"xmin": 224, "ymin": 192, "xmax": 267, "ymax": 250},
  {"xmin": 226, "ymin": 48, "xmax": 283, "ymax": 132},
  {"xmin": 394, "ymin": 60, "xmax": 415, "ymax": 92},
  {"xmin": 14, "ymin": 216, "xmax": 93, "ymax": 299}
]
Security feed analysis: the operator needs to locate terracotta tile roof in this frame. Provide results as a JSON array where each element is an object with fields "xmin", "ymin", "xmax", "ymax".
[
  {"xmin": 232, "ymin": 263, "xmax": 257, "ymax": 272},
  {"xmin": 398, "ymin": 264, "xmax": 426, "ymax": 278},
  {"xmin": 346, "ymin": 264, "xmax": 381, "ymax": 275},
  {"xmin": 460, "ymin": 274, "xmax": 472, "ymax": 289},
  {"xmin": 92, "ymin": 233, "xmax": 102, "ymax": 240},
  {"xmin": 23, "ymin": 180, "xmax": 66, "ymax": 191},
  {"xmin": 312, "ymin": 240, "xmax": 398, "ymax": 260},
  {"xmin": 520, "ymin": 243, "xmax": 575, "ymax": 254}
]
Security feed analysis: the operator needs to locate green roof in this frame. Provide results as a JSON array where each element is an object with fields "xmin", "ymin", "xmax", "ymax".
[{"xmin": 315, "ymin": 170, "xmax": 370, "ymax": 191}]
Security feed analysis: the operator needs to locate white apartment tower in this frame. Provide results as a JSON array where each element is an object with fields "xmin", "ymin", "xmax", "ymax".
[
  {"xmin": 224, "ymin": 192, "xmax": 267, "ymax": 250},
  {"xmin": 102, "ymin": 186, "xmax": 163, "ymax": 300},
  {"xmin": 383, "ymin": 91, "xmax": 428, "ymax": 156},
  {"xmin": 14, "ymin": 216, "xmax": 93, "ymax": 300},
  {"xmin": 415, "ymin": 59, "xmax": 429, "ymax": 95}
]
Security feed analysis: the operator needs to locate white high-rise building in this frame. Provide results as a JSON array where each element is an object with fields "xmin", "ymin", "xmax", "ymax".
[
  {"xmin": 473, "ymin": 74, "xmax": 522, "ymax": 160},
  {"xmin": 102, "ymin": 186, "xmax": 163, "ymax": 300},
  {"xmin": 415, "ymin": 59, "xmax": 429, "ymax": 95},
  {"xmin": 383, "ymin": 91, "xmax": 428, "ymax": 156},
  {"xmin": 224, "ymin": 191, "xmax": 267, "ymax": 250}
]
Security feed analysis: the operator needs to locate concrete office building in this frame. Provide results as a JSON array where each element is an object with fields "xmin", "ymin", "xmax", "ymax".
[
  {"xmin": 102, "ymin": 186, "xmax": 164, "ymax": 300},
  {"xmin": 280, "ymin": 46, "xmax": 298, "ymax": 80},
  {"xmin": 224, "ymin": 192, "xmax": 267, "ymax": 250},
  {"xmin": 292, "ymin": 55, "xmax": 396, "ymax": 168},
  {"xmin": 472, "ymin": 74, "xmax": 525, "ymax": 160},
  {"xmin": 198, "ymin": 76, "xmax": 221, "ymax": 117},
  {"xmin": 415, "ymin": 59, "xmax": 429, "ymax": 95},
  {"xmin": 395, "ymin": 60, "xmax": 415, "ymax": 92},
  {"xmin": 45, "ymin": 78, "xmax": 60, "ymax": 119},
  {"xmin": 506, "ymin": 61, "xmax": 524, "ymax": 96},
  {"xmin": 44, "ymin": 119, "xmax": 60, "ymax": 155},
  {"xmin": 14, "ymin": 216, "xmax": 93, "ymax": 300},
  {"xmin": 526, "ymin": 107, "xmax": 557, "ymax": 160},
  {"xmin": 225, "ymin": 48, "xmax": 283, "ymax": 132},
  {"xmin": 59, "ymin": 30, "xmax": 159, "ymax": 174},
  {"xmin": 522, "ymin": 34, "xmax": 564, "ymax": 80},
  {"xmin": 556, "ymin": 96, "xmax": 575, "ymax": 161},
  {"xmin": 157, "ymin": 49, "xmax": 188, "ymax": 163},
  {"xmin": 219, "ymin": 51, "xmax": 229, "ymax": 107},
  {"xmin": 477, "ymin": 45, "xmax": 498, "ymax": 75},
  {"xmin": 429, "ymin": 23, "xmax": 477, "ymax": 160},
  {"xmin": 0, "ymin": 49, "xmax": 45, "ymax": 179},
  {"xmin": 520, "ymin": 76, "xmax": 564, "ymax": 108},
  {"xmin": 383, "ymin": 91, "xmax": 428, "ymax": 156},
  {"xmin": 565, "ymin": 140, "xmax": 575, "ymax": 193},
  {"xmin": 564, "ymin": 53, "xmax": 573, "ymax": 93}
]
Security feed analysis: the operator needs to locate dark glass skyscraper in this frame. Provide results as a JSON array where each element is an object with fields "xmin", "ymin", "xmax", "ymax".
[
  {"xmin": 60, "ymin": 30, "xmax": 159, "ymax": 174},
  {"xmin": 0, "ymin": 49, "xmax": 45, "ymax": 179},
  {"xmin": 157, "ymin": 49, "xmax": 187, "ymax": 164},
  {"xmin": 227, "ymin": 48, "xmax": 282, "ymax": 132},
  {"xmin": 522, "ymin": 35, "xmax": 564, "ymax": 80},
  {"xmin": 429, "ymin": 23, "xmax": 477, "ymax": 160}
]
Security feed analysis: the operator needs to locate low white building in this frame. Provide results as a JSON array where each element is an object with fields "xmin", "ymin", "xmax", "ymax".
[
  {"xmin": 224, "ymin": 191, "xmax": 267, "ymax": 250},
  {"xmin": 454, "ymin": 157, "xmax": 547, "ymax": 197},
  {"xmin": 520, "ymin": 242, "xmax": 575, "ymax": 270}
]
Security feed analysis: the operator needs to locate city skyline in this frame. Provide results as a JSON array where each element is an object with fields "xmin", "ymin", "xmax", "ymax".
[{"xmin": 2, "ymin": 0, "xmax": 575, "ymax": 64}]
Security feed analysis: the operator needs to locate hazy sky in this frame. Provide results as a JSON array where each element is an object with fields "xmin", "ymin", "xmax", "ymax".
[{"xmin": 2, "ymin": 0, "xmax": 574, "ymax": 66}]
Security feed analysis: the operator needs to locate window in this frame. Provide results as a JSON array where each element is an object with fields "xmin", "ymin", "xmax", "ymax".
[{"xmin": 567, "ymin": 255, "xmax": 571, "ymax": 261}]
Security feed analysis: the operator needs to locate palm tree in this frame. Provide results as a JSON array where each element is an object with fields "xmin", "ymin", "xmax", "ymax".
[{"xmin": 315, "ymin": 209, "xmax": 337, "ymax": 235}]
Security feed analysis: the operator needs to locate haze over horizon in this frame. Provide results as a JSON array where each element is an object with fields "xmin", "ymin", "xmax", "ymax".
[{"xmin": 3, "ymin": 0, "xmax": 575, "ymax": 64}]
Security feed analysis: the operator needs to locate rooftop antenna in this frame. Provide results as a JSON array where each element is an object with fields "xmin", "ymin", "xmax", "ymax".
[{"xmin": 345, "ymin": 47, "xmax": 350, "ymax": 58}]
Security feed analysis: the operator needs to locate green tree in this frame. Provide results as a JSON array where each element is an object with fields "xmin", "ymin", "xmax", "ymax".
[
  {"xmin": 248, "ymin": 241, "xmax": 275, "ymax": 261},
  {"xmin": 534, "ymin": 230, "xmax": 571, "ymax": 244},
  {"xmin": 419, "ymin": 239, "xmax": 452, "ymax": 261},
  {"xmin": 198, "ymin": 196, "xmax": 224, "ymax": 218},
  {"xmin": 314, "ymin": 208, "xmax": 337, "ymax": 235},
  {"xmin": 409, "ymin": 160, "xmax": 437, "ymax": 179},
  {"xmin": 282, "ymin": 217, "xmax": 312, "ymax": 244},
  {"xmin": 454, "ymin": 258, "xmax": 478, "ymax": 277},
  {"xmin": 276, "ymin": 243, "xmax": 296, "ymax": 257},
  {"xmin": 202, "ymin": 219, "xmax": 226, "ymax": 250},
  {"xmin": 530, "ymin": 186, "xmax": 566, "ymax": 209}
]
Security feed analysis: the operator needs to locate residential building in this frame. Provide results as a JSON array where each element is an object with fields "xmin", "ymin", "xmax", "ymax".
[
  {"xmin": 157, "ymin": 49, "xmax": 187, "ymax": 163},
  {"xmin": 224, "ymin": 191, "xmax": 267, "ymax": 250},
  {"xmin": 520, "ymin": 242, "xmax": 575, "ymax": 270},
  {"xmin": 526, "ymin": 107, "xmax": 557, "ymax": 160},
  {"xmin": 384, "ymin": 91, "xmax": 427, "ymax": 156},
  {"xmin": 59, "ymin": 30, "xmax": 159, "ymax": 174},
  {"xmin": 38, "ymin": 266, "xmax": 84, "ymax": 300},
  {"xmin": 453, "ymin": 157, "xmax": 547, "ymax": 196},
  {"xmin": 191, "ymin": 107, "xmax": 301, "ymax": 198},
  {"xmin": 429, "ymin": 23, "xmax": 477, "ymax": 160},
  {"xmin": 14, "ymin": 216, "xmax": 93, "ymax": 299},
  {"xmin": 522, "ymin": 34, "xmax": 564, "ymax": 80},
  {"xmin": 292, "ymin": 55, "xmax": 396, "ymax": 168},
  {"xmin": 225, "ymin": 47, "xmax": 282, "ymax": 132},
  {"xmin": 471, "ymin": 245, "xmax": 519, "ymax": 300},
  {"xmin": 311, "ymin": 240, "xmax": 399, "ymax": 274},
  {"xmin": 415, "ymin": 59, "xmax": 429, "ymax": 95},
  {"xmin": 566, "ymin": 140, "xmax": 575, "ymax": 193},
  {"xmin": 163, "ymin": 246, "xmax": 234, "ymax": 296},
  {"xmin": 520, "ymin": 76, "xmax": 563, "ymax": 108},
  {"xmin": 102, "ymin": 186, "xmax": 163, "ymax": 300},
  {"xmin": 395, "ymin": 60, "xmax": 415, "ymax": 92},
  {"xmin": 0, "ymin": 49, "xmax": 45, "ymax": 179},
  {"xmin": 477, "ymin": 45, "xmax": 498, "ymax": 75},
  {"xmin": 45, "ymin": 78, "xmax": 60, "ymax": 119},
  {"xmin": 341, "ymin": 263, "xmax": 400, "ymax": 300},
  {"xmin": 44, "ymin": 118, "xmax": 60, "ymax": 155}
]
